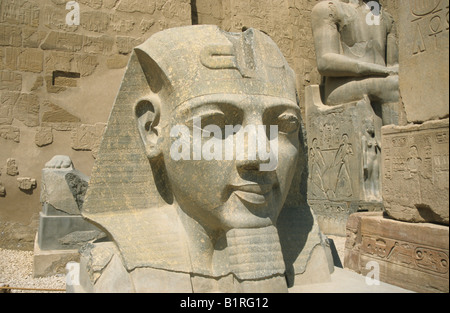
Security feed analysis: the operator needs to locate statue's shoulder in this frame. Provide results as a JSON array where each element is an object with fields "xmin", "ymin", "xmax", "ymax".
[
  {"xmin": 312, "ymin": 0, "xmax": 350, "ymax": 23},
  {"xmin": 78, "ymin": 241, "xmax": 135, "ymax": 293},
  {"xmin": 381, "ymin": 7, "xmax": 395, "ymax": 29}
]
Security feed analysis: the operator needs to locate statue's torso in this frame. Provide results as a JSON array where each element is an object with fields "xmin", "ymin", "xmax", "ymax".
[{"xmin": 334, "ymin": 1, "xmax": 391, "ymax": 66}]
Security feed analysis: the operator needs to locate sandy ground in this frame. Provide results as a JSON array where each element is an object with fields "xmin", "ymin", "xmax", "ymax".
[{"xmin": 0, "ymin": 248, "xmax": 65, "ymax": 293}]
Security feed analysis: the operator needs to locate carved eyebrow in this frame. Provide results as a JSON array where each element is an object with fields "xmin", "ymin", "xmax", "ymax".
[
  {"xmin": 185, "ymin": 107, "xmax": 225, "ymax": 126},
  {"xmin": 174, "ymin": 96, "xmax": 244, "ymax": 116},
  {"xmin": 174, "ymin": 95, "xmax": 299, "ymax": 117},
  {"xmin": 265, "ymin": 103, "xmax": 301, "ymax": 118}
]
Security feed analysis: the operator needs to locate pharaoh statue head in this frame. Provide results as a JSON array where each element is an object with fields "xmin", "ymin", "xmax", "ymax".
[{"xmin": 78, "ymin": 25, "xmax": 332, "ymax": 293}]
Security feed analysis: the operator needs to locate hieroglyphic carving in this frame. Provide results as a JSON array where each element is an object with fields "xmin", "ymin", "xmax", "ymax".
[
  {"xmin": 362, "ymin": 117, "xmax": 382, "ymax": 202},
  {"xmin": 0, "ymin": 125, "xmax": 20, "ymax": 143},
  {"xmin": 399, "ymin": 0, "xmax": 449, "ymax": 122},
  {"xmin": 307, "ymin": 109, "xmax": 357, "ymax": 202},
  {"xmin": 0, "ymin": 0, "xmax": 40, "ymax": 27},
  {"xmin": 35, "ymin": 127, "xmax": 53, "ymax": 147},
  {"xmin": 0, "ymin": 72, "xmax": 22, "ymax": 91},
  {"xmin": 345, "ymin": 212, "xmax": 449, "ymax": 293},
  {"xmin": 0, "ymin": 91, "xmax": 19, "ymax": 125},
  {"xmin": 71, "ymin": 123, "xmax": 107, "ymax": 159},
  {"xmin": 17, "ymin": 177, "xmax": 37, "ymax": 191},
  {"xmin": 409, "ymin": 0, "xmax": 449, "ymax": 56},
  {"xmin": 6, "ymin": 158, "xmax": 19, "ymax": 176},
  {"xmin": 116, "ymin": 0, "xmax": 156, "ymax": 14},
  {"xmin": 361, "ymin": 235, "xmax": 449, "ymax": 276},
  {"xmin": 13, "ymin": 93, "xmax": 40, "ymax": 127},
  {"xmin": 0, "ymin": 25, "xmax": 22, "ymax": 47},
  {"xmin": 382, "ymin": 119, "xmax": 449, "ymax": 224}
]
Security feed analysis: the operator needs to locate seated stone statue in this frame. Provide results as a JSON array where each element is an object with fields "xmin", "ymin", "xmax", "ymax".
[
  {"xmin": 311, "ymin": 0, "xmax": 400, "ymax": 125},
  {"xmin": 73, "ymin": 25, "xmax": 333, "ymax": 293}
]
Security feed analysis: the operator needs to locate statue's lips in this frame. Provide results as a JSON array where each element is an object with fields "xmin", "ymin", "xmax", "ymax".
[{"xmin": 230, "ymin": 184, "xmax": 274, "ymax": 205}]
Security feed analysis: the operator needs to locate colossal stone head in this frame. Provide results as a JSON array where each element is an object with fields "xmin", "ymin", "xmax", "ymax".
[{"xmin": 81, "ymin": 25, "xmax": 331, "ymax": 292}]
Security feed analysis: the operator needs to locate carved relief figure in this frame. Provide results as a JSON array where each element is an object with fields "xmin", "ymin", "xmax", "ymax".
[
  {"xmin": 309, "ymin": 138, "xmax": 327, "ymax": 198},
  {"xmin": 362, "ymin": 117, "xmax": 381, "ymax": 201},
  {"xmin": 333, "ymin": 134, "xmax": 354, "ymax": 198},
  {"xmin": 311, "ymin": 0, "xmax": 400, "ymax": 125},
  {"xmin": 406, "ymin": 146, "xmax": 422, "ymax": 179}
]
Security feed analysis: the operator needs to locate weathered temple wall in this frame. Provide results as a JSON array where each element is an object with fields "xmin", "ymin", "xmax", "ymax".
[
  {"xmin": 0, "ymin": 0, "xmax": 191, "ymax": 249},
  {"xmin": 1, "ymin": 0, "xmax": 399, "ymax": 250}
]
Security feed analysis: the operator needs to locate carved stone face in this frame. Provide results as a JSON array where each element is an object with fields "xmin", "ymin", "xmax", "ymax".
[{"xmin": 161, "ymin": 93, "xmax": 301, "ymax": 232}]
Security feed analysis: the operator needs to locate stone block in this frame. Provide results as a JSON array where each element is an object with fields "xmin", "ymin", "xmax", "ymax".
[
  {"xmin": 17, "ymin": 177, "xmax": 37, "ymax": 191},
  {"xmin": 37, "ymin": 156, "xmax": 105, "ymax": 252},
  {"xmin": 116, "ymin": 0, "xmax": 156, "ymax": 14},
  {"xmin": 398, "ymin": 0, "xmax": 449, "ymax": 123},
  {"xmin": 131, "ymin": 267, "xmax": 193, "ymax": 293},
  {"xmin": 33, "ymin": 235, "xmax": 80, "ymax": 278},
  {"xmin": 35, "ymin": 127, "xmax": 53, "ymax": 147},
  {"xmin": 40, "ymin": 157, "xmax": 89, "ymax": 215},
  {"xmin": 79, "ymin": 0, "xmax": 104, "ymax": 9},
  {"xmin": 74, "ymin": 54, "xmax": 99, "ymax": 77},
  {"xmin": 2, "ymin": 47, "xmax": 20, "ymax": 71},
  {"xmin": 0, "ymin": 71, "xmax": 22, "ymax": 91},
  {"xmin": 17, "ymin": 48, "xmax": 44, "ymax": 73},
  {"xmin": 37, "ymin": 211, "xmax": 103, "ymax": 250},
  {"xmin": 31, "ymin": 76, "xmax": 44, "ymax": 91},
  {"xmin": 344, "ymin": 212, "xmax": 449, "ymax": 293},
  {"xmin": 305, "ymin": 86, "xmax": 384, "ymax": 235},
  {"xmin": 22, "ymin": 27, "xmax": 47, "ymax": 48},
  {"xmin": 41, "ymin": 101, "xmax": 81, "ymax": 130},
  {"xmin": 6, "ymin": 158, "xmax": 19, "ymax": 176},
  {"xmin": 0, "ymin": 91, "xmax": 20, "ymax": 125},
  {"xmin": 45, "ymin": 75, "xmax": 67, "ymax": 94},
  {"xmin": 80, "ymin": 11, "xmax": 110, "ymax": 33},
  {"xmin": 13, "ymin": 93, "xmax": 40, "ymax": 127},
  {"xmin": 0, "ymin": 24, "xmax": 22, "ymax": 47},
  {"xmin": 116, "ymin": 36, "xmax": 143, "ymax": 55},
  {"xmin": 0, "ymin": 126, "xmax": 20, "ymax": 143},
  {"xmin": 44, "ymin": 51, "xmax": 74, "ymax": 74},
  {"xmin": 0, "ymin": 180, "xmax": 5, "ymax": 197},
  {"xmin": 0, "ymin": 48, "xmax": 4, "ymax": 70},
  {"xmin": 110, "ymin": 15, "xmax": 136, "ymax": 34},
  {"xmin": 41, "ymin": 31, "xmax": 84, "ymax": 52},
  {"xmin": 0, "ymin": 0, "xmax": 40, "ymax": 27},
  {"xmin": 382, "ymin": 119, "xmax": 449, "ymax": 225},
  {"xmin": 106, "ymin": 55, "xmax": 129, "ymax": 69},
  {"xmin": 42, "ymin": 4, "xmax": 79, "ymax": 32},
  {"xmin": 82, "ymin": 35, "xmax": 114, "ymax": 55},
  {"xmin": 71, "ymin": 123, "xmax": 106, "ymax": 153},
  {"xmin": 139, "ymin": 19, "xmax": 155, "ymax": 34}
]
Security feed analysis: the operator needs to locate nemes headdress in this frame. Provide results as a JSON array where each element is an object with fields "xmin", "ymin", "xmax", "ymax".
[
  {"xmin": 134, "ymin": 25, "xmax": 297, "ymax": 106},
  {"xmin": 82, "ymin": 25, "xmax": 325, "ymax": 284}
]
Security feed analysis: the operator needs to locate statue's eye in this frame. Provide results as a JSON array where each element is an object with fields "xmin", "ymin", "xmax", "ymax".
[
  {"xmin": 201, "ymin": 113, "xmax": 227, "ymax": 131},
  {"xmin": 276, "ymin": 113, "xmax": 300, "ymax": 134}
]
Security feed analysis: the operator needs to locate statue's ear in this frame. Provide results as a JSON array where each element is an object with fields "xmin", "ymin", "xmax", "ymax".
[{"xmin": 134, "ymin": 96, "xmax": 162, "ymax": 160}]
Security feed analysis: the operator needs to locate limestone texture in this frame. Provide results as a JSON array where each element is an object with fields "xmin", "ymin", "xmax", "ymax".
[
  {"xmin": 382, "ymin": 119, "xmax": 449, "ymax": 225},
  {"xmin": 345, "ymin": 212, "xmax": 449, "ymax": 293},
  {"xmin": 76, "ymin": 25, "xmax": 333, "ymax": 293}
]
